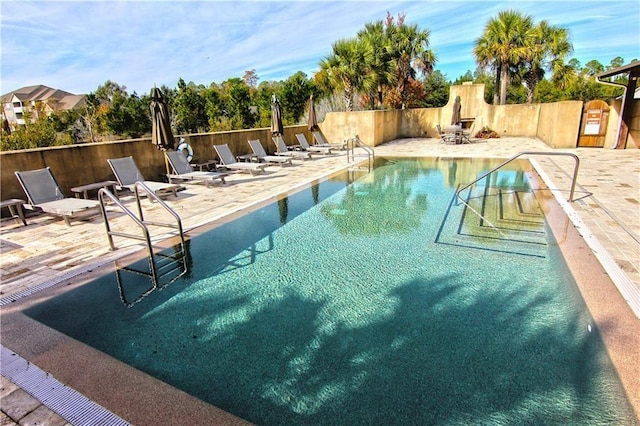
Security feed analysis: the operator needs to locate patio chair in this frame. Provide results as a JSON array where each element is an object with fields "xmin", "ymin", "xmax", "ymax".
[
  {"xmin": 436, "ymin": 125, "xmax": 458, "ymax": 144},
  {"xmin": 248, "ymin": 139, "xmax": 292, "ymax": 166},
  {"xmin": 295, "ymin": 133, "xmax": 334, "ymax": 155},
  {"xmin": 312, "ymin": 131, "xmax": 347, "ymax": 150},
  {"xmin": 107, "ymin": 156, "xmax": 183, "ymax": 197},
  {"xmin": 272, "ymin": 135, "xmax": 312, "ymax": 160},
  {"xmin": 212, "ymin": 144, "xmax": 267, "ymax": 175},
  {"xmin": 165, "ymin": 150, "xmax": 227, "ymax": 187},
  {"xmin": 14, "ymin": 167, "xmax": 100, "ymax": 226},
  {"xmin": 461, "ymin": 122, "xmax": 475, "ymax": 144}
]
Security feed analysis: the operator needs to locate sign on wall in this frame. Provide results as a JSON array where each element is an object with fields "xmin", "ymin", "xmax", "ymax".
[{"xmin": 584, "ymin": 109, "xmax": 603, "ymax": 135}]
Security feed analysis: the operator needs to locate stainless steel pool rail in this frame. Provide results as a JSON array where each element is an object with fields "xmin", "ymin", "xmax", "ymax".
[
  {"xmin": 456, "ymin": 151, "xmax": 580, "ymax": 205},
  {"xmin": 346, "ymin": 135, "xmax": 374, "ymax": 171},
  {"xmin": 98, "ymin": 182, "xmax": 186, "ymax": 290}
]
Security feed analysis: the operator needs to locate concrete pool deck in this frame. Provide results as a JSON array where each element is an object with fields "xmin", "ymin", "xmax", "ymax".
[{"xmin": 1, "ymin": 137, "xmax": 639, "ymax": 424}]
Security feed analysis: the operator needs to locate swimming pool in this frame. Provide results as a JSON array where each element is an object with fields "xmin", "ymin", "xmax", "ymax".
[{"xmin": 8, "ymin": 157, "xmax": 639, "ymax": 423}]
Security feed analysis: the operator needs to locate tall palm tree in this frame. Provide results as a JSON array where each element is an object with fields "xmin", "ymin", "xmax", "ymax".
[
  {"xmin": 358, "ymin": 21, "xmax": 393, "ymax": 109},
  {"xmin": 319, "ymin": 38, "xmax": 371, "ymax": 111},
  {"xmin": 386, "ymin": 14, "xmax": 436, "ymax": 107},
  {"xmin": 474, "ymin": 10, "xmax": 533, "ymax": 105},
  {"xmin": 521, "ymin": 21, "xmax": 573, "ymax": 103}
]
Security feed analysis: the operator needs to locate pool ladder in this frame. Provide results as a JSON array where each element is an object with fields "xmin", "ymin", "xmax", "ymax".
[
  {"xmin": 98, "ymin": 182, "xmax": 188, "ymax": 294},
  {"xmin": 346, "ymin": 135, "xmax": 374, "ymax": 172}
]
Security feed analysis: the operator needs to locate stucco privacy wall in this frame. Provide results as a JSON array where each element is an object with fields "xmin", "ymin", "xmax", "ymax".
[
  {"xmin": 321, "ymin": 83, "xmax": 583, "ymax": 147},
  {"xmin": 536, "ymin": 101, "xmax": 583, "ymax": 148},
  {"xmin": 0, "ymin": 126, "xmax": 308, "ymax": 201}
]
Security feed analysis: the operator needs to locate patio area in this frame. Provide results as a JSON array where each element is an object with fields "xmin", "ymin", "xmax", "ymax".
[{"xmin": 1, "ymin": 136, "xmax": 639, "ymax": 424}]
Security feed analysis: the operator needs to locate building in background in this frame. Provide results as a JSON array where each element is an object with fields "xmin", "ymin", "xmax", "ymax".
[{"xmin": 1, "ymin": 85, "xmax": 86, "ymax": 131}]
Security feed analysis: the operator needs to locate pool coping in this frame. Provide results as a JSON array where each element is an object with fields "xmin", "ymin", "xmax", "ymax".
[
  {"xmin": 1, "ymin": 157, "xmax": 638, "ymax": 423},
  {"xmin": 528, "ymin": 163, "xmax": 640, "ymax": 420}
]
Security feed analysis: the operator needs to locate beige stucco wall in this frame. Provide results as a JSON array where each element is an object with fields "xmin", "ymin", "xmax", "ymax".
[
  {"xmin": 536, "ymin": 101, "xmax": 583, "ymax": 148},
  {"xmin": 320, "ymin": 110, "xmax": 402, "ymax": 147},
  {"xmin": 0, "ymin": 125, "xmax": 308, "ymax": 201},
  {"xmin": 607, "ymin": 98, "xmax": 640, "ymax": 149},
  {"xmin": 321, "ymin": 83, "xmax": 582, "ymax": 148}
]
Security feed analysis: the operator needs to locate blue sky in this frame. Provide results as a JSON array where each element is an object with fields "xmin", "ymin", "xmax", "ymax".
[{"xmin": 1, "ymin": 0, "xmax": 639, "ymax": 96}]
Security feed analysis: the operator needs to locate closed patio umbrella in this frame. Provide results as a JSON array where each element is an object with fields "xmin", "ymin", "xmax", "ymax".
[
  {"xmin": 271, "ymin": 95, "xmax": 284, "ymax": 136},
  {"xmin": 451, "ymin": 95, "xmax": 461, "ymax": 126},
  {"xmin": 307, "ymin": 94, "xmax": 318, "ymax": 131},
  {"xmin": 150, "ymin": 87, "xmax": 175, "ymax": 151}
]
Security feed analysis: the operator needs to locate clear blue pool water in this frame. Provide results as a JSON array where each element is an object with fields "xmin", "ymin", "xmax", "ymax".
[{"xmin": 25, "ymin": 157, "xmax": 635, "ymax": 424}]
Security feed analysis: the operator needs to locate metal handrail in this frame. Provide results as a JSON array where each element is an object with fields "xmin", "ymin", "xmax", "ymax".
[
  {"xmin": 455, "ymin": 151, "xmax": 580, "ymax": 206},
  {"xmin": 98, "ymin": 181, "xmax": 186, "ymax": 290},
  {"xmin": 346, "ymin": 135, "xmax": 374, "ymax": 171}
]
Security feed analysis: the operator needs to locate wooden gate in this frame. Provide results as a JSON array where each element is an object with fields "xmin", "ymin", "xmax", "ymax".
[{"xmin": 577, "ymin": 100, "xmax": 609, "ymax": 147}]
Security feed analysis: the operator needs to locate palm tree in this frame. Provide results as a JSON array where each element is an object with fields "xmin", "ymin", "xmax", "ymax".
[
  {"xmin": 521, "ymin": 21, "xmax": 573, "ymax": 103},
  {"xmin": 474, "ymin": 10, "xmax": 533, "ymax": 105},
  {"xmin": 358, "ymin": 21, "xmax": 393, "ymax": 109},
  {"xmin": 386, "ymin": 13, "xmax": 436, "ymax": 107},
  {"xmin": 319, "ymin": 38, "xmax": 371, "ymax": 111}
]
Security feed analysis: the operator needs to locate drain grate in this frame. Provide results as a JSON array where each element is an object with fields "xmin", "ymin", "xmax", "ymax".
[{"xmin": 1, "ymin": 345, "xmax": 130, "ymax": 425}]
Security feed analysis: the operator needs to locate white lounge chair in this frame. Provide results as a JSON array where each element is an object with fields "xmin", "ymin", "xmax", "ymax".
[
  {"xmin": 312, "ymin": 131, "xmax": 347, "ymax": 150},
  {"xmin": 107, "ymin": 156, "xmax": 183, "ymax": 197},
  {"xmin": 248, "ymin": 139, "xmax": 292, "ymax": 166},
  {"xmin": 272, "ymin": 135, "xmax": 312, "ymax": 160},
  {"xmin": 212, "ymin": 144, "xmax": 267, "ymax": 175},
  {"xmin": 14, "ymin": 167, "xmax": 100, "ymax": 226},
  {"xmin": 295, "ymin": 133, "xmax": 333, "ymax": 155},
  {"xmin": 165, "ymin": 151, "xmax": 227, "ymax": 187}
]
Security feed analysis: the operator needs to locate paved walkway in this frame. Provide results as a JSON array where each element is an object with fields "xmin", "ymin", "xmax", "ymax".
[{"xmin": 1, "ymin": 137, "xmax": 638, "ymax": 424}]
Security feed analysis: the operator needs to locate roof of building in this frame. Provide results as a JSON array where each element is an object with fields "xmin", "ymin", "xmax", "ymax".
[
  {"xmin": 1, "ymin": 85, "xmax": 85, "ymax": 111},
  {"xmin": 596, "ymin": 60, "xmax": 640, "ymax": 79}
]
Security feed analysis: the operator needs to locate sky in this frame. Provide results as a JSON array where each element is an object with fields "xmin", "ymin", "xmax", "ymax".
[{"xmin": 1, "ymin": 0, "xmax": 639, "ymax": 96}]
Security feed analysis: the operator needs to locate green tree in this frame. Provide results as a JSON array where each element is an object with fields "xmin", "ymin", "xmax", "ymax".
[
  {"xmin": 474, "ymin": 10, "xmax": 534, "ymax": 105},
  {"xmin": 385, "ymin": 12, "xmax": 436, "ymax": 108},
  {"xmin": 357, "ymin": 20, "xmax": 393, "ymax": 108},
  {"xmin": 0, "ymin": 109, "xmax": 72, "ymax": 150},
  {"xmin": 90, "ymin": 80, "xmax": 149, "ymax": 138},
  {"xmin": 103, "ymin": 91, "xmax": 149, "ymax": 137},
  {"xmin": 173, "ymin": 78, "xmax": 208, "ymax": 133},
  {"xmin": 219, "ymin": 77, "xmax": 255, "ymax": 130},
  {"xmin": 583, "ymin": 60, "xmax": 605, "ymax": 76},
  {"xmin": 521, "ymin": 20, "xmax": 572, "ymax": 103},
  {"xmin": 254, "ymin": 81, "xmax": 281, "ymax": 128},
  {"xmin": 202, "ymin": 84, "xmax": 225, "ymax": 131},
  {"xmin": 279, "ymin": 72, "xmax": 315, "ymax": 124},
  {"xmin": 320, "ymin": 37, "xmax": 371, "ymax": 111},
  {"xmin": 608, "ymin": 56, "xmax": 625, "ymax": 69},
  {"xmin": 421, "ymin": 70, "xmax": 450, "ymax": 108}
]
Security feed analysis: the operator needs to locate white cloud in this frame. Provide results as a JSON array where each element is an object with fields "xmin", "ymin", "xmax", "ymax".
[{"xmin": 1, "ymin": 0, "xmax": 638, "ymax": 95}]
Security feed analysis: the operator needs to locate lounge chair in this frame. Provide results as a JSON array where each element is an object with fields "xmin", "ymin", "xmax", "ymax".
[
  {"xmin": 248, "ymin": 139, "xmax": 292, "ymax": 166},
  {"xmin": 272, "ymin": 135, "xmax": 312, "ymax": 160},
  {"xmin": 312, "ymin": 131, "xmax": 347, "ymax": 150},
  {"xmin": 14, "ymin": 167, "xmax": 100, "ymax": 226},
  {"xmin": 107, "ymin": 156, "xmax": 183, "ymax": 197},
  {"xmin": 212, "ymin": 144, "xmax": 267, "ymax": 175},
  {"xmin": 165, "ymin": 150, "xmax": 227, "ymax": 187},
  {"xmin": 295, "ymin": 133, "xmax": 334, "ymax": 155}
]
